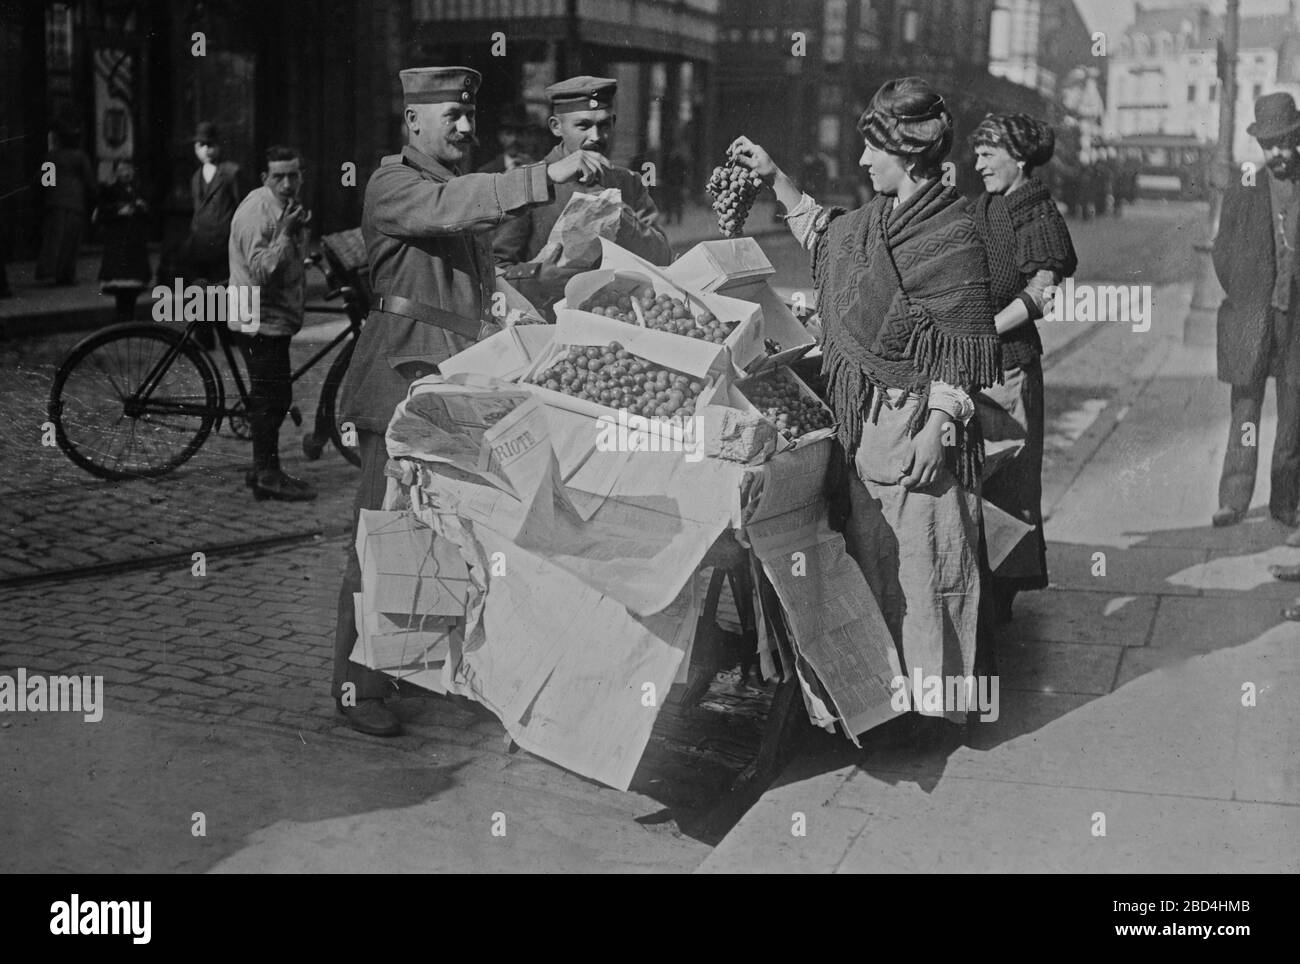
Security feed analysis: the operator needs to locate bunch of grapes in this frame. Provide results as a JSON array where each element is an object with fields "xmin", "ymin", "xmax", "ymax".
[
  {"xmin": 584, "ymin": 288, "xmax": 736, "ymax": 344},
  {"xmin": 739, "ymin": 371, "xmax": 833, "ymax": 439},
  {"xmin": 529, "ymin": 341, "xmax": 706, "ymax": 418},
  {"xmin": 706, "ymin": 150, "xmax": 763, "ymax": 238}
]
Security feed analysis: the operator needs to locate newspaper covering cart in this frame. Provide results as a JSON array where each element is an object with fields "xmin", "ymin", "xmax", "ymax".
[{"xmin": 350, "ymin": 238, "xmax": 1030, "ymax": 790}]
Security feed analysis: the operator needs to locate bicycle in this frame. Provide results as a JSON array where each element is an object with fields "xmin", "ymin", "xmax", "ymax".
[{"xmin": 47, "ymin": 229, "xmax": 370, "ymax": 481}]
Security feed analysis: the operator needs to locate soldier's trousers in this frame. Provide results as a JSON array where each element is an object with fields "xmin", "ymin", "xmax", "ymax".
[
  {"xmin": 332, "ymin": 429, "xmax": 397, "ymax": 702},
  {"xmin": 1219, "ymin": 377, "xmax": 1300, "ymax": 518}
]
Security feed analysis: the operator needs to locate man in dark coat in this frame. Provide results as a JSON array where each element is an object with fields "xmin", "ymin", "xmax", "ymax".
[
  {"xmin": 182, "ymin": 122, "xmax": 249, "ymax": 283},
  {"xmin": 490, "ymin": 76, "xmax": 672, "ymax": 315},
  {"xmin": 1213, "ymin": 92, "xmax": 1300, "ymax": 528},
  {"xmin": 476, "ymin": 102, "xmax": 534, "ymax": 174},
  {"xmin": 331, "ymin": 66, "xmax": 608, "ymax": 737},
  {"xmin": 182, "ymin": 122, "xmax": 250, "ymax": 349}
]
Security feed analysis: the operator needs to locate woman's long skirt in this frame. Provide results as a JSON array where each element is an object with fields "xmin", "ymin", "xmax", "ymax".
[
  {"xmin": 976, "ymin": 359, "xmax": 1048, "ymax": 594},
  {"xmin": 841, "ymin": 389, "xmax": 983, "ymax": 723},
  {"xmin": 36, "ymin": 209, "xmax": 84, "ymax": 285}
]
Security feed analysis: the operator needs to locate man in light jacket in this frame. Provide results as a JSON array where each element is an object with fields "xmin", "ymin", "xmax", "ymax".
[{"xmin": 227, "ymin": 145, "xmax": 314, "ymax": 502}]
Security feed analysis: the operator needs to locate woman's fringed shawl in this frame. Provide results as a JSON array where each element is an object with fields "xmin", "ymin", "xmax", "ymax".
[
  {"xmin": 811, "ymin": 177, "xmax": 1001, "ymax": 489},
  {"xmin": 973, "ymin": 176, "xmax": 1078, "ymax": 370}
]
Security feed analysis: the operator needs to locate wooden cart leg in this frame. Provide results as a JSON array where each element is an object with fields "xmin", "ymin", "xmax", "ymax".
[
  {"xmin": 690, "ymin": 567, "xmax": 811, "ymax": 842},
  {"xmin": 673, "ymin": 567, "xmax": 728, "ymax": 707}
]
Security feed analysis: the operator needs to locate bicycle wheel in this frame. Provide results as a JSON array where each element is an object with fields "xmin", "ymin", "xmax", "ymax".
[
  {"xmin": 48, "ymin": 323, "xmax": 220, "ymax": 480},
  {"xmin": 320, "ymin": 339, "xmax": 361, "ymax": 467}
]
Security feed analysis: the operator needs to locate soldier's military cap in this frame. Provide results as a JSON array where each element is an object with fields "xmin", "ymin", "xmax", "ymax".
[
  {"xmin": 400, "ymin": 67, "xmax": 481, "ymax": 107},
  {"xmin": 546, "ymin": 76, "xmax": 618, "ymax": 114}
]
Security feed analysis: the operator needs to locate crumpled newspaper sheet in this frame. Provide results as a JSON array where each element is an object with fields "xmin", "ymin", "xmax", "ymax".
[{"xmin": 533, "ymin": 187, "xmax": 624, "ymax": 268}]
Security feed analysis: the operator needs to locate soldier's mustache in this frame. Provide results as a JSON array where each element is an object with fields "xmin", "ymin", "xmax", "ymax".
[{"xmin": 449, "ymin": 133, "xmax": 479, "ymax": 147}]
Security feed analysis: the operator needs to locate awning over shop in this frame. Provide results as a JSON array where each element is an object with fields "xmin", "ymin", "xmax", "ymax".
[{"xmin": 412, "ymin": 0, "xmax": 718, "ymax": 62}]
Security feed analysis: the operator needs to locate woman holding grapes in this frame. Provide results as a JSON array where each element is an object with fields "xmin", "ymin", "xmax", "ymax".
[{"xmin": 730, "ymin": 76, "xmax": 1001, "ymax": 742}]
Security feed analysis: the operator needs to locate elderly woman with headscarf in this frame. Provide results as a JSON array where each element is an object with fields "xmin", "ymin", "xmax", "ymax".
[
  {"xmin": 730, "ymin": 77, "xmax": 1002, "ymax": 741},
  {"xmin": 971, "ymin": 114, "xmax": 1078, "ymax": 623}
]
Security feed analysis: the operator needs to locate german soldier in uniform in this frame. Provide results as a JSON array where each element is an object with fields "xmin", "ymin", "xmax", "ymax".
[
  {"xmin": 332, "ymin": 66, "xmax": 608, "ymax": 736},
  {"xmin": 491, "ymin": 76, "xmax": 672, "ymax": 314}
]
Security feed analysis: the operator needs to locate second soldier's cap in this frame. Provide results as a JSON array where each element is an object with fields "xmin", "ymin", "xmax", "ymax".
[
  {"xmin": 400, "ymin": 66, "xmax": 482, "ymax": 107},
  {"xmin": 546, "ymin": 76, "xmax": 618, "ymax": 114}
]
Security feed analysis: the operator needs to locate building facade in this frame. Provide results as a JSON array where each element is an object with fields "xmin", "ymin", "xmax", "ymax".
[
  {"xmin": 712, "ymin": 0, "xmax": 1093, "ymax": 199},
  {"xmin": 1, "ymin": 0, "xmax": 719, "ymax": 258},
  {"xmin": 1105, "ymin": 1, "xmax": 1300, "ymax": 164}
]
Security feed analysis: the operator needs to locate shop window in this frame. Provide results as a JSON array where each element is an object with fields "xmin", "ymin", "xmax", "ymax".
[
  {"xmin": 46, "ymin": 3, "xmax": 73, "ymax": 72},
  {"xmin": 901, "ymin": 9, "xmax": 920, "ymax": 44}
]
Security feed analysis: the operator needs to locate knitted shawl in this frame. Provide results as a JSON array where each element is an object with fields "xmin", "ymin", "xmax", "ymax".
[
  {"xmin": 972, "ymin": 176, "xmax": 1078, "ymax": 370},
  {"xmin": 812, "ymin": 177, "xmax": 1001, "ymax": 488}
]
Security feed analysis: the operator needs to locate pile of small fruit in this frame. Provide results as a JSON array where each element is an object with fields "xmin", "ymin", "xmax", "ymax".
[
  {"xmin": 739, "ymin": 372, "xmax": 834, "ymax": 439},
  {"xmin": 584, "ymin": 288, "xmax": 735, "ymax": 345},
  {"xmin": 706, "ymin": 149, "xmax": 763, "ymax": 238},
  {"xmin": 528, "ymin": 341, "xmax": 706, "ymax": 418}
]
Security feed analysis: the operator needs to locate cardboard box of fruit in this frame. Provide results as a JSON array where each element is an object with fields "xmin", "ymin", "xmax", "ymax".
[
  {"xmin": 733, "ymin": 365, "xmax": 836, "ymax": 453},
  {"xmin": 517, "ymin": 310, "xmax": 736, "ymax": 441},
  {"xmin": 666, "ymin": 238, "xmax": 817, "ymax": 374},
  {"xmin": 579, "ymin": 240, "xmax": 765, "ymax": 367}
]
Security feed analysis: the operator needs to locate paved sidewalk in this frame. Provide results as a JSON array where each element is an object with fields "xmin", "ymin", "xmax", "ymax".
[{"xmin": 699, "ymin": 281, "xmax": 1300, "ymax": 873}]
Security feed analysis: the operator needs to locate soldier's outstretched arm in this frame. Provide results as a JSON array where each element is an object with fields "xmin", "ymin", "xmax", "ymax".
[{"xmin": 367, "ymin": 162, "xmax": 554, "ymax": 242}]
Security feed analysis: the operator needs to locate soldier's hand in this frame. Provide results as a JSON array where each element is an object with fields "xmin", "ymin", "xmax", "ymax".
[{"xmin": 548, "ymin": 150, "xmax": 610, "ymax": 186}]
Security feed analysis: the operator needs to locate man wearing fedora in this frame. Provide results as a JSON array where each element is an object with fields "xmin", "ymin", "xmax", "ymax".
[
  {"xmin": 1212, "ymin": 92, "xmax": 1300, "ymax": 529},
  {"xmin": 332, "ymin": 66, "xmax": 608, "ymax": 737}
]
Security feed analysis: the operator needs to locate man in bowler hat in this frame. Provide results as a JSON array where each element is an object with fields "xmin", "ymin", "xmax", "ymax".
[
  {"xmin": 331, "ymin": 66, "xmax": 608, "ymax": 737},
  {"xmin": 1213, "ymin": 92, "xmax": 1300, "ymax": 529}
]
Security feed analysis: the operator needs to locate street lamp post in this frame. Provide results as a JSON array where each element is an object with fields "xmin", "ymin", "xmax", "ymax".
[{"xmin": 1185, "ymin": 0, "xmax": 1240, "ymax": 344}]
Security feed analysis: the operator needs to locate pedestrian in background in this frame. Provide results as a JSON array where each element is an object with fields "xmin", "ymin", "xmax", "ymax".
[
  {"xmin": 971, "ymin": 113, "xmax": 1078, "ymax": 624},
  {"xmin": 662, "ymin": 145, "xmax": 688, "ymax": 225},
  {"xmin": 227, "ymin": 145, "xmax": 315, "ymax": 503},
  {"xmin": 95, "ymin": 159, "xmax": 152, "ymax": 321},
  {"xmin": 476, "ymin": 103, "xmax": 533, "ymax": 173},
  {"xmin": 35, "ymin": 122, "xmax": 96, "ymax": 286},
  {"xmin": 182, "ymin": 122, "xmax": 250, "ymax": 348},
  {"xmin": 1211, "ymin": 92, "xmax": 1300, "ymax": 530}
]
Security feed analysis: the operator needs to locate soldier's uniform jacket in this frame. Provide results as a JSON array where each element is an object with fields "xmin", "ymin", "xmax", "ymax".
[
  {"xmin": 490, "ymin": 144, "xmax": 672, "ymax": 268},
  {"xmin": 338, "ymin": 145, "xmax": 553, "ymax": 434}
]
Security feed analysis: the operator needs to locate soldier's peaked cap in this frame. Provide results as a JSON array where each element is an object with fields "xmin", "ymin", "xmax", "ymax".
[
  {"xmin": 547, "ymin": 76, "xmax": 617, "ymax": 114},
  {"xmin": 400, "ymin": 67, "xmax": 481, "ymax": 106}
]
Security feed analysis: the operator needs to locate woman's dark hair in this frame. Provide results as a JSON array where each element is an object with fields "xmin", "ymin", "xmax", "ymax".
[
  {"xmin": 856, "ymin": 76, "xmax": 953, "ymax": 179},
  {"xmin": 972, "ymin": 113, "xmax": 1056, "ymax": 171}
]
